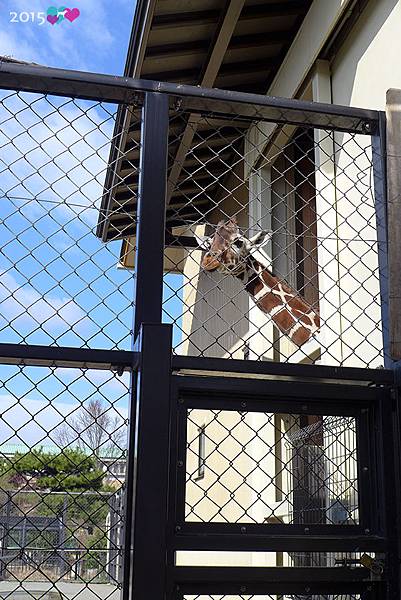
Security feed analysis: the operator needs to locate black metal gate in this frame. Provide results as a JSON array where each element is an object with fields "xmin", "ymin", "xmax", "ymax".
[
  {"xmin": 0, "ymin": 61, "xmax": 399, "ymax": 600},
  {"xmin": 130, "ymin": 326, "xmax": 401, "ymax": 600}
]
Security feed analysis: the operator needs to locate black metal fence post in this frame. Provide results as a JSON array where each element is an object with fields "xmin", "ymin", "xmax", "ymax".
[
  {"xmin": 58, "ymin": 495, "xmax": 67, "ymax": 577},
  {"xmin": 130, "ymin": 323, "xmax": 172, "ymax": 600},
  {"xmin": 133, "ymin": 91, "xmax": 169, "ymax": 339},
  {"xmin": 123, "ymin": 91, "xmax": 170, "ymax": 600},
  {"xmin": 387, "ymin": 369, "xmax": 401, "ymax": 599},
  {"xmin": 122, "ymin": 369, "xmax": 137, "ymax": 600},
  {"xmin": 0, "ymin": 491, "xmax": 11, "ymax": 580}
]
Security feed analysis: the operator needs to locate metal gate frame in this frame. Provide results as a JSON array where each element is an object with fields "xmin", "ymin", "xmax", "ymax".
[
  {"xmin": 0, "ymin": 62, "xmax": 399, "ymax": 599},
  {"xmin": 131, "ymin": 326, "xmax": 400, "ymax": 600}
]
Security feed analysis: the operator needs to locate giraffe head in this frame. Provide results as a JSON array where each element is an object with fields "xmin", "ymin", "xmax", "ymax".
[
  {"xmin": 198, "ymin": 217, "xmax": 320, "ymax": 347},
  {"xmin": 200, "ymin": 218, "xmax": 271, "ymax": 276}
]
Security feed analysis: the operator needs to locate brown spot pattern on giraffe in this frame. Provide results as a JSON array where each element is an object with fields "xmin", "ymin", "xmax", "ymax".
[
  {"xmin": 202, "ymin": 254, "xmax": 220, "ymax": 271},
  {"xmin": 292, "ymin": 326, "xmax": 313, "ymax": 346},
  {"xmin": 246, "ymin": 273, "xmax": 315, "ymax": 344},
  {"xmin": 200, "ymin": 218, "xmax": 320, "ymax": 346},
  {"xmin": 261, "ymin": 270, "xmax": 320, "ymax": 328}
]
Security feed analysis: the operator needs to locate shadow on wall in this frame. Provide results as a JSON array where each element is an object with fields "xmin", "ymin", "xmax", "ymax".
[
  {"xmin": 331, "ymin": 0, "xmax": 399, "ymax": 108},
  {"xmin": 185, "ymin": 160, "xmax": 250, "ymax": 358}
]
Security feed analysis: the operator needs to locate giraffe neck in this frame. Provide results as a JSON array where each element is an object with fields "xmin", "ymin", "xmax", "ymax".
[{"xmin": 243, "ymin": 259, "xmax": 320, "ymax": 346}]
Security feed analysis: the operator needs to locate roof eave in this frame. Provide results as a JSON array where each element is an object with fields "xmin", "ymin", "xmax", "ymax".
[{"xmin": 96, "ymin": 0, "xmax": 153, "ymax": 242}]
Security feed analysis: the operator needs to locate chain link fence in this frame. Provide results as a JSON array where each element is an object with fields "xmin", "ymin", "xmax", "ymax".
[
  {"xmin": 159, "ymin": 110, "xmax": 384, "ymax": 368},
  {"xmin": 0, "ymin": 90, "xmax": 139, "ymax": 349},
  {"xmin": 0, "ymin": 86, "xmax": 133, "ymax": 598},
  {"xmin": 0, "ymin": 64, "xmax": 389, "ymax": 600},
  {"xmin": 0, "ymin": 87, "xmax": 384, "ymax": 368},
  {"xmin": 0, "ymin": 366, "xmax": 128, "ymax": 597},
  {"xmin": 0, "ymin": 489, "xmax": 123, "ymax": 584},
  {"xmin": 186, "ymin": 411, "xmax": 358, "ymax": 527}
]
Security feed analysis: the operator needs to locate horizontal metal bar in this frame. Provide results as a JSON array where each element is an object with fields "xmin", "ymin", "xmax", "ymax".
[
  {"xmin": 172, "ymin": 355, "xmax": 394, "ymax": 384},
  {"xmin": 174, "ymin": 566, "xmax": 372, "ymax": 584},
  {"xmin": 174, "ymin": 532, "xmax": 386, "ymax": 552},
  {"xmin": 0, "ymin": 62, "xmax": 380, "ymax": 134},
  {"xmin": 179, "ymin": 396, "xmax": 364, "ymax": 416},
  {"xmin": 176, "ymin": 580, "xmax": 377, "ymax": 596},
  {"xmin": 0, "ymin": 343, "xmax": 138, "ymax": 370},
  {"xmin": 174, "ymin": 374, "xmax": 385, "ymax": 405}
]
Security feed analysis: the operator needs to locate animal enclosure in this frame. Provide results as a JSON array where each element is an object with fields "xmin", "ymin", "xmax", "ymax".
[
  {"xmin": 0, "ymin": 62, "xmax": 398, "ymax": 600},
  {"xmin": 162, "ymin": 115, "xmax": 384, "ymax": 367},
  {"xmin": 97, "ymin": 88, "xmax": 388, "ymax": 369}
]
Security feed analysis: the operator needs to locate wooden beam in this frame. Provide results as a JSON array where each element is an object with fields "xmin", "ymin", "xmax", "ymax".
[
  {"xmin": 152, "ymin": 9, "xmax": 220, "ymax": 29},
  {"xmin": 146, "ymin": 30, "xmax": 293, "ymax": 59},
  {"xmin": 152, "ymin": 1, "xmax": 310, "ymax": 29},
  {"xmin": 166, "ymin": 0, "xmax": 246, "ymax": 204},
  {"xmin": 244, "ymin": 0, "xmax": 355, "ymax": 177}
]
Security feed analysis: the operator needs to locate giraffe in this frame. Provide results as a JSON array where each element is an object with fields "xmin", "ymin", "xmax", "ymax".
[{"xmin": 197, "ymin": 218, "xmax": 320, "ymax": 347}]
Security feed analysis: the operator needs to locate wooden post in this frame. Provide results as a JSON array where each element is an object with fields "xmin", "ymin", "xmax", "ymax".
[{"xmin": 386, "ymin": 89, "xmax": 401, "ymax": 359}]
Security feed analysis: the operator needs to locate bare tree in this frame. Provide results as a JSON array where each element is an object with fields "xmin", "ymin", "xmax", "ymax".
[{"xmin": 54, "ymin": 399, "xmax": 127, "ymax": 457}]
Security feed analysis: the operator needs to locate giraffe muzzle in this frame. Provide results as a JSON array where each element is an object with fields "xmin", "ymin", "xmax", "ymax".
[{"xmin": 201, "ymin": 253, "xmax": 221, "ymax": 271}]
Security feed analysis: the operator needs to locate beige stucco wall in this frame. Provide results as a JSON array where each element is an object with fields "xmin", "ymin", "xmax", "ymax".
[
  {"xmin": 181, "ymin": 409, "xmax": 293, "ymax": 568},
  {"xmin": 327, "ymin": 0, "xmax": 401, "ymax": 366},
  {"xmin": 175, "ymin": 0, "xmax": 396, "ymax": 567},
  {"xmin": 180, "ymin": 159, "xmax": 250, "ymax": 359},
  {"xmin": 331, "ymin": 0, "xmax": 400, "ymax": 110}
]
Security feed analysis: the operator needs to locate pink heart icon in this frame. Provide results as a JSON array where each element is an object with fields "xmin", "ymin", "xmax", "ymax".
[
  {"xmin": 47, "ymin": 14, "xmax": 58, "ymax": 25},
  {"xmin": 64, "ymin": 7, "xmax": 80, "ymax": 22}
]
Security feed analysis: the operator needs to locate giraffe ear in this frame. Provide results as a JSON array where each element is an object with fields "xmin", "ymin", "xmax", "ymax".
[
  {"xmin": 193, "ymin": 233, "xmax": 211, "ymax": 251},
  {"xmin": 249, "ymin": 230, "xmax": 272, "ymax": 248}
]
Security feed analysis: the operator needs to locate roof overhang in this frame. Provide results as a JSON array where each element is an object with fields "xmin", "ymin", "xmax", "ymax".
[
  {"xmin": 97, "ymin": 0, "xmax": 314, "ymax": 268},
  {"xmin": 96, "ymin": 0, "xmax": 368, "ymax": 268}
]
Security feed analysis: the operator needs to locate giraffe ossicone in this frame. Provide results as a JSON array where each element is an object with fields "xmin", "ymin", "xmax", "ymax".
[{"xmin": 199, "ymin": 218, "xmax": 320, "ymax": 347}]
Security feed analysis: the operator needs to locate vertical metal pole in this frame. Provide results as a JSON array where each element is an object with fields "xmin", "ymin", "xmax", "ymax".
[
  {"xmin": 375, "ymin": 388, "xmax": 401, "ymax": 599},
  {"xmin": 372, "ymin": 113, "xmax": 393, "ymax": 368},
  {"xmin": 123, "ymin": 91, "xmax": 169, "ymax": 600},
  {"xmin": 0, "ymin": 491, "xmax": 11, "ymax": 579},
  {"xmin": 122, "ymin": 365, "xmax": 139, "ymax": 600},
  {"xmin": 130, "ymin": 323, "xmax": 172, "ymax": 600},
  {"xmin": 133, "ymin": 91, "xmax": 169, "ymax": 339},
  {"xmin": 59, "ymin": 494, "xmax": 67, "ymax": 577},
  {"xmin": 109, "ymin": 493, "xmax": 118, "ymax": 584},
  {"xmin": 391, "ymin": 377, "xmax": 401, "ymax": 599}
]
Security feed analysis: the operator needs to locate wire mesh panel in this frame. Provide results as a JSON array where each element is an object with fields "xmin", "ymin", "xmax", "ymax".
[
  {"xmin": 0, "ymin": 365, "xmax": 128, "ymax": 599},
  {"xmin": 0, "ymin": 84, "xmax": 139, "ymax": 599},
  {"xmin": 162, "ymin": 108, "xmax": 384, "ymax": 368},
  {"xmin": 0, "ymin": 66, "xmax": 393, "ymax": 600},
  {"xmin": 0, "ymin": 90, "xmax": 139, "ymax": 349},
  {"xmin": 185, "ymin": 410, "xmax": 358, "ymax": 527}
]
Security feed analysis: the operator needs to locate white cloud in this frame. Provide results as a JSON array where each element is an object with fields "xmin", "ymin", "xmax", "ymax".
[
  {"xmin": 2, "ymin": 0, "xmax": 116, "ymax": 71},
  {"xmin": 0, "ymin": 30, "xmax": 47, "ymax": 65},
  {"xmin": 0, "ymin": 92, "xmax": 116, "ymax": 227},
  {"xmin": 0, "ymin": 270, "xmax": 91, "ymax": 335},
  {"xmin": 0, "ymin": 394, "xmax": 128, "ymax": 447}
]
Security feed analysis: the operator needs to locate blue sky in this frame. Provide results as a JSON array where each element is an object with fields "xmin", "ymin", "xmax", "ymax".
[
  {"xmin": 0, "ymin": 0, "xmax": 184, "ymax": 449},
  {"xmin": 0, "ymin": 0, "xmax": 135, "ymax": 74}
]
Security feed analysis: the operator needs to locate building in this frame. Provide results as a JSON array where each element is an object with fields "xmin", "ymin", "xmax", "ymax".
[
  {"xmin": 98, "ymin": 0, "xmax": 396, "ymax": 368},
  {"xmin": 97, "ymin": 0, "xmax": 396, "ymax": 574}
]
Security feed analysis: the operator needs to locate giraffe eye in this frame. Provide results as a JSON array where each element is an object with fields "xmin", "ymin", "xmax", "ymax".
[{"xmin": 233, "ymin": 239, "xmax": 243, "ymax": 249}]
